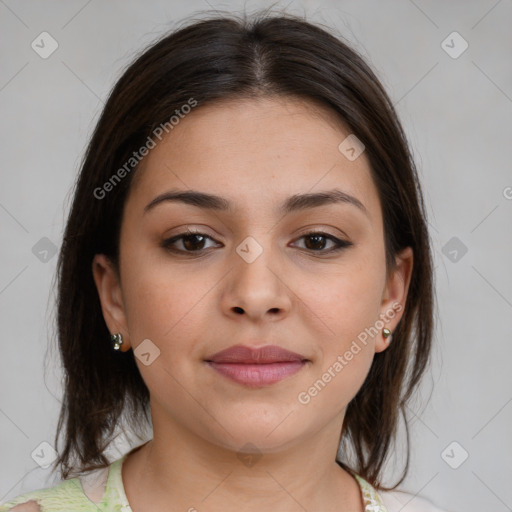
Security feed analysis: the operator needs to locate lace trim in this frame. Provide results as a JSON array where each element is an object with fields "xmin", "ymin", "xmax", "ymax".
[{"xmin": 352, "ymin": 473, "xmax": 389, "ymax": 512}]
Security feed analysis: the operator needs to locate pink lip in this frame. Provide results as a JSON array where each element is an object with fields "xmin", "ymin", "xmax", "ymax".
[{"xmin": 205, "ymin": 344, "xmax": 308, "ymax": 388}]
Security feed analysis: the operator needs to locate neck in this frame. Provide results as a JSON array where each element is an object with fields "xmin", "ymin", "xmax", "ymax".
[{"xmin": 121, "ymin": 415, "xmax": 364, "ymax": 512}]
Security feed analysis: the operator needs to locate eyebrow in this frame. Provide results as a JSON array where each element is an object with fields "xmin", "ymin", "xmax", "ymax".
[{"xmin": 144, "ymin": 188, "xmax": 368, "ymax": 216}]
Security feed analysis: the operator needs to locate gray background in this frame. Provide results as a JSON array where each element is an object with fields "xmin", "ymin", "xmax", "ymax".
[{"xmin": 1, "ymin": 1, "xmax": 511, "ymax": 511}]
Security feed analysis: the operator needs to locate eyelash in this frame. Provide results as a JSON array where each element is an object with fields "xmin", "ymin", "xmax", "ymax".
[{"xmin": 161, "ymin": 229, "xmax": 353, "ymax": 255}]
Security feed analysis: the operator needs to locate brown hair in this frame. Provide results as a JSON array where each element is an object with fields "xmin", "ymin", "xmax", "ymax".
[{"xmin": 52, "ymin": 9, "xmax": 434, "ymax": 490}]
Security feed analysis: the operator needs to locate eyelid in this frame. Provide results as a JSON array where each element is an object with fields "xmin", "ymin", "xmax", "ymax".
[
  {"xmin": 162, "ymin": 228, "xmax": 221, "ymax": 250},
  {"xmin": 161, "ymin": 229, "xmax": 352, "ymax": 255},
  {"xmin": 290, "ymin": 231, "xmax": 353, "ymax": 252}
]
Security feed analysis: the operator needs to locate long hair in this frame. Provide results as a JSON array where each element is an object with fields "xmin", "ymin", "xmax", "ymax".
[{"xmin": 52, "ymin": 9, "xmax": 434, "ymax": 490}]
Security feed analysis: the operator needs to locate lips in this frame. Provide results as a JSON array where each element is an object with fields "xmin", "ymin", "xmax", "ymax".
[
  {"xmin": 207, "ymin": 344, "xmax": 307, "ymax": 364},
  {"xmin": 205, "ymin": 344, "xmax": 308, "ymax": 388}
]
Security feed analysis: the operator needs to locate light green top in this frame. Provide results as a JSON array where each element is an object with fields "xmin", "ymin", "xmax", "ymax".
[{"xmin": 0, "ymin": 455, "xmax": 388, "ymax": 511}]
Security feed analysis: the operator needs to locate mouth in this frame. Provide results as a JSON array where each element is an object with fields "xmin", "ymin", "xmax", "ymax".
[{"xmin": 204, "ymin": 344, "xmax": 309, "ymax": 388}]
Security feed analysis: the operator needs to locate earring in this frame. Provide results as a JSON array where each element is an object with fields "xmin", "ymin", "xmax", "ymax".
[
  {"xmin": 382, "ymin": 328, "xmax": 392, "ymax": 342},
  {"xmin": 111, "ymin": 333, "xmax": 123, "ymax": 351}
]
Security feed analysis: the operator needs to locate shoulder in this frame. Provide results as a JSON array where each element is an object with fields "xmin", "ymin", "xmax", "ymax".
[
  {"xmin": 0, "ymin": 468, "xmax": 107, "ymax": 512},
  {"xmin": 351, "ymin": 473, "xmax": 450, "ymax": 512},
  {"xmin": 2, "ymin": 502, "xmax": 41, "ymax": 512},
  {"xmin": 378, "ymin": 489, "xmax": 451, "ymax": 512}
]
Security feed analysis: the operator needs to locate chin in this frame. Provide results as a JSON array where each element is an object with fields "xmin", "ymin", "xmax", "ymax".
[{"xmin": 199, "ymin": 418, "xmax": 309, "ymax": 456}]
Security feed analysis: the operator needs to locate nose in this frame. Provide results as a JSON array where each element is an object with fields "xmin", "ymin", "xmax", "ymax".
[{"xmin": 220, "ymin": 241, "xmax": 292, "ymax": 322}]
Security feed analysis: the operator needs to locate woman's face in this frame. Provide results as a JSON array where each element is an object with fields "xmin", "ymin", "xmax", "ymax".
[{"xmin": 93, "ymin": 96, "xmax": 412, "ymax": 453}]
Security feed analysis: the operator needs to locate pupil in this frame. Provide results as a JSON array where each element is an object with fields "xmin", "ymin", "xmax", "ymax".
[
  {"xmin": 306, "ymin": 235, "xmax": 325, "ymax": 250},
  {"xmin": 184, "ymin": 234, "xmax": 205, "ymax": 250}
]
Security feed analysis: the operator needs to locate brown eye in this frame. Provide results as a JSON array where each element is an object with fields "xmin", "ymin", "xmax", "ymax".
[
  {"xmin": 304, "ymin": 234, "xmax": 328, "ymax": 250},
  {"xmin": 181, "ymin": 234, "xmax": 207, "ymax": 251},
  {"xmin": 162, "ymin": 231, "xmax": 221, "ymax": 253},
  {"xmin": 293, "ymin": 232, "xmax": 353, "ymax": 253}
]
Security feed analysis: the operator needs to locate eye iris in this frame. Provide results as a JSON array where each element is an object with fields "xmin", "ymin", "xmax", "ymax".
[
  {"xmin": 305, "ymin": 234, "xmax": 326, "ymax": 250},
  {"xmin": 183, "ymin": 234, "xmax": 206, "ymax": 251}
]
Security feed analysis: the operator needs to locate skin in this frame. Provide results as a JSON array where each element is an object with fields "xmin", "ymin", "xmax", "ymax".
[{"xmin": 93, "ymin": 95, "xmax": 413, "ymax": 512}]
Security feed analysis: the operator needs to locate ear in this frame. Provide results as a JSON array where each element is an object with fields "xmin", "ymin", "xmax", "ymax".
[
  {"xmin": 375, "ymin": 246, "xmax": 413, "ymax": 353},
  {"xmin": 92, "ymin": 254, "xmax": 131, "ymax": 352}
]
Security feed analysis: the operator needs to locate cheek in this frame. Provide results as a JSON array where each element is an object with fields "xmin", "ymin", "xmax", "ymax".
[
  {"xmin": 296, "ymin": 274, "xmax": 380, "ymax": 417},
  {"xmin": 119, "ymin": 246, "xmax": 206, "ymax": 347},
  {"xmin": 120, "ymin": 262, "xmax": 211, "ymax": 394},
  {"xmin": 301, "ymin": 254, "xmax": 386, "ymax": 350},
  {"xmin": 288, "ymin": 260, "xmax": 384, "ymax": 402}
]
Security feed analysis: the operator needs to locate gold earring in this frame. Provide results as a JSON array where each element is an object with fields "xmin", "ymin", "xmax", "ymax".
[
  {"xmin": 382, "ymin": 328, "xmax": 392, "ymax": 342},
  {"xmin": 111, "ymin": 333, "xmax": 123, "ymax": 351}
]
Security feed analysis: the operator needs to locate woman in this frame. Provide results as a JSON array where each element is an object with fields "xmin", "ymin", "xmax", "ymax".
[{"xmin": 1, "ymin": 10, "xmax": 446, "ymax": 512}]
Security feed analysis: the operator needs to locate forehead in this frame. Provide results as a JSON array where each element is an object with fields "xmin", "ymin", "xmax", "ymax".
[{"xmin": 127, "ymin": 95, "xmax": 380, "ymax": 221}]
